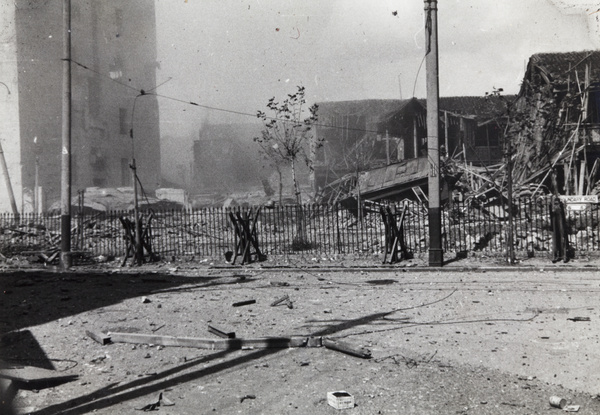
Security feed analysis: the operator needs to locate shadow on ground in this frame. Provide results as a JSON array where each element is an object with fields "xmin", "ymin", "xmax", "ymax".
[{"xmin": 23, "ymin": 306, "xmax": 396, "ymax": 415}]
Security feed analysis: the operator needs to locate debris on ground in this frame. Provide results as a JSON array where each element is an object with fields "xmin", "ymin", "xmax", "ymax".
[
  {"xmin": 207, "ymin": 324, "xmax": 236, "ymax": 339},
  {"xmin": 327, "ymin": 391, "xmax": 355, "ymax": 409},
  {"xmin": 85, "ymin": 330, "xmax": 111, "ymax": 345},
  {"xmin": 567, "ymin": 317, "xmax": 591, "ymax": 322},
  {"xmin": 270, "ymin": 294, "xmax": 293, "ymax": 309},
  {"xmin": 322, "ymin": 338, "xmax": 372, "ymax": 359},
  {"xmin": 135, "ymin": 392, "xmax": 174, "ymax": 411},
  {"xmin": 240, "ymin": 394, "xmax": 256, "ymax": 403},
  {"xmin": 549, "ymin": 395, "xmax": 567, "ymax": 409},
  {"xmin": 232, "ymin": 299, "xmax": 256, "ymax": 307}
]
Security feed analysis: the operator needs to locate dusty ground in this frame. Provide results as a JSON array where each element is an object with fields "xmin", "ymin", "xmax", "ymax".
[{"xmin": 2, "ymin": 252, "xmax": 600, "ymax": 414}]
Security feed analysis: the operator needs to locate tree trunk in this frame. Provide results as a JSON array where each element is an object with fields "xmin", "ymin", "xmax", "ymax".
[
  {"xmin": 276, "ymin": 167, "xmax": 283, "ymax": 206},
  {"xmin": 291, "ymin": 158, "xmax": 302, "ymax": 206},
  {"xmin": 291, "ymin": 158, "xmax": 307, "ymax": 244}
]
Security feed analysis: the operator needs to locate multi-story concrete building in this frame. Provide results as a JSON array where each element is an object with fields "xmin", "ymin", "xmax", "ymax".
[{"xmin": 0, "ymin": 0, "xmax": 160, "ymax": 213}]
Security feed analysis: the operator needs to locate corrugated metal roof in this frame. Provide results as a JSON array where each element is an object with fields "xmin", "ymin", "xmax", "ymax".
[{"xmin": 357, "ymin": 157, "xmax": 429, "ymax": 199}]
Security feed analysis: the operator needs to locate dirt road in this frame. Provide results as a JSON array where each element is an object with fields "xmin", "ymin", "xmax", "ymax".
[{"xmin": 2, "ymin": 261, "xmax": 600, "ymax": 414}]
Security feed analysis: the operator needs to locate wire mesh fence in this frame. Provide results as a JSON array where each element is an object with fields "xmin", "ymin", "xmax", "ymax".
[{"xmin": 0, "ymin": 196, "xmax": 598, "ymax": 262}]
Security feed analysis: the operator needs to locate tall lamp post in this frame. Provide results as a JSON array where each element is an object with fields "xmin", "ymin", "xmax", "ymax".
[{"xmin": 424, "ymin": 0, "xmax": 443, "ymax": 267}]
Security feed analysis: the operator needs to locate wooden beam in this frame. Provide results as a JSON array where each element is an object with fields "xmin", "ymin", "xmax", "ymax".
[
  {"xmin": 270, "ymin": 295, "xmax": 290, "ymax": 307},
  {"xmin": 86, "ymin": 330, "xmax": 111, "ymax": 345},
  {"xmin": 108, "ymin": 332, "xmax": 310, "ymax": 350},
  {"xmin": 207, "ymin": 325, "xmax": 236, "ymax": 339},
  {"xmin": 232, "ymin": 299, "xmax": 256, "ymax": 307},
  {"xmin": 322, "ymin": 338, "xmax": 372, "ymax": 359}
]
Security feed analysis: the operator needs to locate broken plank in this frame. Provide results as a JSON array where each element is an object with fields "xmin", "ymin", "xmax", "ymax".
[
  {"xmin": 207, "ymin": 324, "xmax": 236, "ymax": 339},
  {"xmin": 567, "ymin": 316, "xmax": 591, "ymax": 322},
  {"xmin": 322, "ymin": 338, "xmax": 372, "ymax": 359},
  {"xmin": 232, "ymin": 299, "xmax": 256, "ymax": 307},
  {"xmin": 86, "ymin": 330, "xmax": 112, "ymax": 345},
  {"xmin": 270, "ymin": 295, "xmax": 290, "ymax": 307},
  {"xmin": 108, "ymin": 332, "xmax": 309, "ymax": 350}
]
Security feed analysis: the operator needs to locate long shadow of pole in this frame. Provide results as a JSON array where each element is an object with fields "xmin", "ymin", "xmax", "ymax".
[{"xmin": 30, "ymin": 309, "xmax": 400, "ymax": 415}]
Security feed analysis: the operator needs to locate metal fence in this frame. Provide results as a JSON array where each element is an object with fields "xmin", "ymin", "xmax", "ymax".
[{"xmin": 0, "ymin": 196, "xmax": 598, "ymax": 262}]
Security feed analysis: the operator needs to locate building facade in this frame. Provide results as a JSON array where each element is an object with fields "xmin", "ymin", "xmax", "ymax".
[{"xmin": 0, "ymin": 0, "xmax": 160, "ymax": 213}]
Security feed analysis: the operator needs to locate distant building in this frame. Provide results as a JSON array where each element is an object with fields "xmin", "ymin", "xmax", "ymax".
[
  {"xmin": 192, "ymin": 123, "xmax": 264, "ymax": 194},
  {"xmin": 0, "ymin": 0, "xmax": 160, "ymax": 212}
]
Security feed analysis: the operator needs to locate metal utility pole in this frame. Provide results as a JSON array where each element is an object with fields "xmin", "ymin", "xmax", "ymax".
[
  {"xmin": 424, "ymin": 0, "xmax": 443, "ymax": 267},
  {"xmin": 60, "ymin": 0, "xmax": 72, "ymax": 269}
]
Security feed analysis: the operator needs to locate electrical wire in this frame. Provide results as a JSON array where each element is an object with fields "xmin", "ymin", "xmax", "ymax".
[
  {"xmin": 71, "ymin": 59, "xmax": 141, "ymax": 94},
  {"xmin": 335, "ymin": 310, "xmax": 540, "ymax": 340},
  {"xmin": 71, "ymin": 57, "xmax": 420, "ymax": 137}
]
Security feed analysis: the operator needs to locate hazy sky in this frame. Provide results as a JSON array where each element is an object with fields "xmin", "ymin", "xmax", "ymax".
[
  {"xmin": 154, "ymin": 0, "xmax": 596, "ymax": 132},
  {"xmin": 153, "ymin": 0, "xmax": 597, "ymax": 182}
]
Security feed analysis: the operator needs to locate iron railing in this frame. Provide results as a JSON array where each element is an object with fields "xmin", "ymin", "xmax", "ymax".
[{"xmin": 0, "ymin": 196, "xmax": 597, "ymax": 262}]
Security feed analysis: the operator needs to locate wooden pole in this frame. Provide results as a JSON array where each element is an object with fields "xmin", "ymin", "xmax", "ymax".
[
  {"xmin": 60, "ymin": 0, "xmax": 72, "ymax": 269},
  {"xmin": 413, "ymin": 119, "xmax": 418, "ymax": 158},
  {"xmin": 424, "ymin": 0, "xmax": 443, "ymax": 267},
  {"xmin": 34, "ymin": 156, "xmax": 39, "ymax": 214},
  {"xmin": 385, "ymin": 130, "xmax": 390, "ymax": 165}
]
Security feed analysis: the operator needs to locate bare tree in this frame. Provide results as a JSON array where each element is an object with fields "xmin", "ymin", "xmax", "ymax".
[{"xmin": 254, "ymin": 86, "xmax": 319, "ymax": 206}]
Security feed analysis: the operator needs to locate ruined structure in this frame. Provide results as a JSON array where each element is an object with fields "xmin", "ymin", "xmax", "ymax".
[
  {"xmin": 508, "ymin": 51, "xmax": 600, "ymax": 196},
  {"xmin": 314, "ymin": 96, "xmax": 511, "ymax": 202}
]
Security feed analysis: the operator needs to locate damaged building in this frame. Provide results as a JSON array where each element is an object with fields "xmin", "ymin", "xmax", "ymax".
[
  {"xmin": 508, "ymin": 50, "xmax": 600, "ymax": 197},
  {"xmin": 314, "ymin": 95, "xmax": 511, "ymax": 202},
  {"xmin": 315, "ymin": 50, "xmax": 600, "ymax": 205}
]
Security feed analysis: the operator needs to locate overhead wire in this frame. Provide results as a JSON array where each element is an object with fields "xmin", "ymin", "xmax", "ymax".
[{"xmin": 70, "ymin": 57, "xmax": 421, "ymax": 137}]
